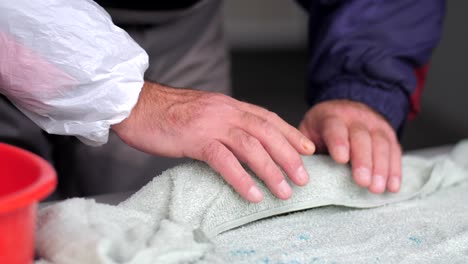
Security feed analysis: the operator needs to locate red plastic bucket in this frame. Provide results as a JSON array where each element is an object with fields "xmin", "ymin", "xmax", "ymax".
[{"xmin": 0, "ymin": 143, "xmax": 56, "ymax": 264}]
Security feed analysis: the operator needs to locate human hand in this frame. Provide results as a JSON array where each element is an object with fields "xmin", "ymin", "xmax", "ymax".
[
  {"xmin": 299, "ymin": 100, "xmax": 402, "ymax": 193},
  {"xmin": 113, "ymin": 82, "xmax": 315, "ymax": 203}
]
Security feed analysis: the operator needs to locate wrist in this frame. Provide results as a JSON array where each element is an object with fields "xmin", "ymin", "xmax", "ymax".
[{"xmin": 111, "ymin": 81, "xmax": 155, "ymax": 139}]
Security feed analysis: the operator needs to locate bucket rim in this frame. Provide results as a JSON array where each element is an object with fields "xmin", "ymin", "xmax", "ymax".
[{"xmin": 0, "ymin": 143, "xmax": 57, "ymax": 213}]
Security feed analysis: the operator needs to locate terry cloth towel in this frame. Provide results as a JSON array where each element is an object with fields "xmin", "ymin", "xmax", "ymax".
[{"xmin": 35, "ymin": 140, "xmax": 468, "ymax": 264}]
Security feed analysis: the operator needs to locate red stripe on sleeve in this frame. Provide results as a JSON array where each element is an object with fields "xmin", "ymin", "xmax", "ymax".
[{"xmin": 408, "ymin": 64, "xmax": 430, "ymax": 120}]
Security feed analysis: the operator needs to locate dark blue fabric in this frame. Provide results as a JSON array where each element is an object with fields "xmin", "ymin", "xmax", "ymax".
[{"xmin": 297, "ymin": 0, "xmax": 445, "ymax": 133}]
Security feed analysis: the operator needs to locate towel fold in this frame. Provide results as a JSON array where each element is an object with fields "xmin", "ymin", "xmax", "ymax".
[{"xmin": 35, "ymin": 140, "xmax": 468, "ymax": 264}]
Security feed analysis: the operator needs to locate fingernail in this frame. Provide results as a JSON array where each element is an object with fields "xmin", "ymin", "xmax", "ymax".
[
  {"xmin": 295, "ymin": 166, "xmax": 309, "ymax": 186},
  {"xmin": 301, "ymin": 137, "xmax": 315, "ymax": 153},
  {"xmin": 372, "ymin": 175, "xmax": 386, "ymax": 193},
  {"xmin": 354, "ymin": 167, "xmax": 371, "ymax": 186},
  {"xmin": 388, "ymin": 177, "xmax": 401, "ymax": 192},
  {"xmin": 278, "ymin": 180, "xmax": 292, "ymax": 199},
  {"xmin": 247, "ymin": 186, "xmax": 264, "ymax": 203}
]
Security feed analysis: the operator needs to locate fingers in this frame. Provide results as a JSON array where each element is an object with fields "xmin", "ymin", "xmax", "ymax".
[
  {"xmin": 349, "ymin": 125, "xmax": 372, "ymax": 187},
  {"xmin": 321, "ymin": 117, "xmax": 350, "ymax": 164},
  {"xmin": 187, "ymin": 96, "xmax": 312, "ymax": 202},
  {"xmin": 349, "ymin": 126, "xmax": 401, "ymax": 194},
  {"xmin": 368, "ymin": 132, "xmax": 391, "ymax": 194},
  {"xmin": 237, "ymin": 102, "xmax": 316, "ymax": 155},
  {"xmin": 298, "ymin": 101, "xmax": 403, "ymax": 194},
  {"xmin": 387, "ymin": 142, "xmax": 402, "ymax": 193},
  {"xmin": 299, "ymin": 119, "xmax": 325, "ymax": 152},
  {"xmin": 322, "ymin": 118, "xmax": 400, "ymax": 194},
  {"xmin": 238, "ymin": 112, "xmax": 310, "ymax": 187},
  {"xmin": 198, "ymin": 141, "xmax": 264, "ymax": 203},
  {"xmin": 298, "ymin": 122, "xmax": 311, "ymax": 139},
  {"xmin": 224, "ymin": 128, "xmax": 293, "ymax": 200}
]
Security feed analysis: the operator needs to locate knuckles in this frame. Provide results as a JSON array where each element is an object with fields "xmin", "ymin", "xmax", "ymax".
[
  {"xmin": 232, "ymin": 130, "xmax": 262, "ymax": 151},
  {"xmin": 199, "ymin": 141, "xmax": 226, "ymax": 164},
  {"xmin": 235, "ymin": 173, "xmax": 252, "ymax": 188}
]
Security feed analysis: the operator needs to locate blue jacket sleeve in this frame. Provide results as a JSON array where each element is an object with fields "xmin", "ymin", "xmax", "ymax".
[{"xmin": 297, "ymin": 0, "xmax": 445, "ymax": 133}]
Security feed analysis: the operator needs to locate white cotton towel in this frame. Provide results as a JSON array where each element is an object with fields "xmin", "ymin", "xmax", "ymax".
[
  {"xmin": 214, "ymin": 141, "xmax": 468, "ymax": 263},
  {"xmin": 35, "ymin": 140, "xmax": 468, "ymax": 264},
  {"xmin": 36, "ymin": 199, "xmax": 219, "ymax": 264}
]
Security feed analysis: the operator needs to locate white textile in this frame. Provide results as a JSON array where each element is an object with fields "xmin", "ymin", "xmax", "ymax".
[
  {"xmin": 36, "ymin": 140, "xmax": 468, "ymax": 263},
  {"xmin": 0, "ymin": 1, "xmax": 148, "ymax": 145}
]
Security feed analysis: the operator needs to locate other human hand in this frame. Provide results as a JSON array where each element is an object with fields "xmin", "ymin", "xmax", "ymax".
[
  {"xmin": 113, "ymin": 82, "xmax": 315, "ymax": 202},
  {"xmin": 299, "ymin": 100, "xmax": 402, "ymax": 193}
]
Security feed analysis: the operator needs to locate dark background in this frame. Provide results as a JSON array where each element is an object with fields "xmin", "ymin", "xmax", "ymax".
[{"xmin": 226, "ymin": 0, "xmax": 468, "ymax": 151}]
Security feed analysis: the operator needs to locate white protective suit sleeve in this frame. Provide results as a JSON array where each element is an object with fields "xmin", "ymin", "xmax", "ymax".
[{"xmin": 0, "ymin": 0, "xmax": 148, "ymax": 146}]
